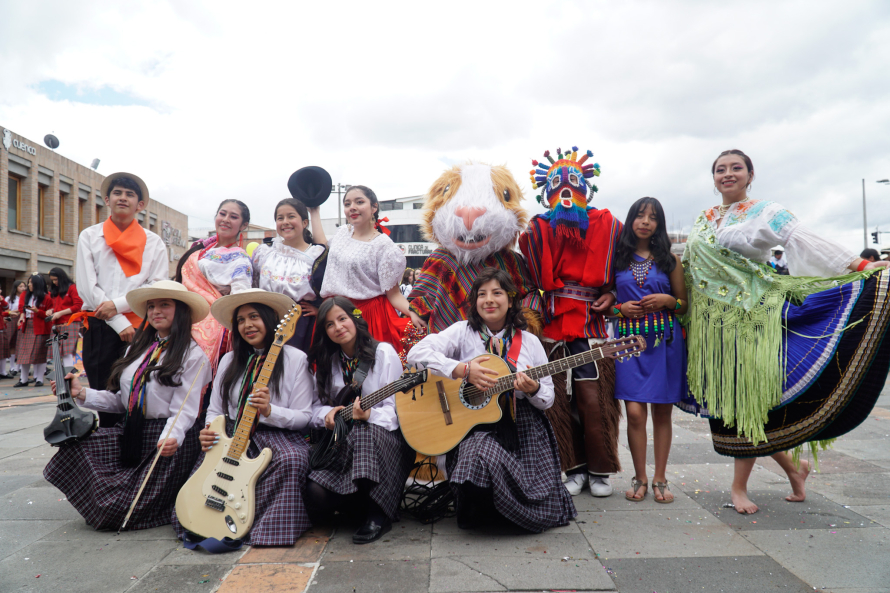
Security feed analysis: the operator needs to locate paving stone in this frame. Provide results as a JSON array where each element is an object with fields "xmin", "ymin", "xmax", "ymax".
[
  {"xmin": 312, "ymin": 559, "xmax": 429, "ymax": 593},
  {"xmin": 687, "ymin": 489, "xmax": 872, "ymax": 531},
  {"xmin": 832, "ymin": 439, "xmax": 890, "ymax": 461},
  {"xmin": 0, "ymin": 443, "xmax": 56, "ymax": 470},
  {"xmin": 218, "ymin": 563, "xmax": 313, "ymax": 593},
  {"xmin": 838, "ymin": 417, "xmax": 890, "ymax": 439},
  {"xmin": 742, "ymin": 527, "xmax": 890, "ymax": 589},
  {"xmin": 0, "ymin": 539, "xmax": 180, "ymax": 593},
  {"xmin": 756, "ymin": 450, "xmax": 887, "ymax": 475},
  {"xmin": 572, "ymin": 479, "xmax": 702, "ymax": 511},
  {"xmin": 0, "ymin": 473, "xmax": 44, "ymax": 496},
  {"xmin": 577, "ymin": 509, "xmax": 762, "ymax": 559},
  {"xmin": 847, "ymin": 504, "xmax": 890, "ymax": 528},
  {"xmin": 432, "ymin": 531, "xmax": 595, "ymax": 559},
  {"xmin": 0, "ymin": 519, "xmax": 68, "ymax": 560},
  {"xmin": 42, "ymin": 519, "xmax": 179, "ymax": 541},
  {"xmin": 602, "ymin": 555, "xmax": 813, "ymax": 592},
  {"xmin": 0, "ymin": 426, "xmax": 48, "ymax": 448},
  {"xmin": 666, "ymin": 461, "xmax": 791, "ymax": 495},
  {"xmin": 161, "ymin": 545, "xmax": 248, "ymax": 565},
  {"xmin": 430, "ymin": 556, "xmax": 615, "ymax": 592},
  {"xmin": 432, "ymin": 515, "xmax": 580, "ymax": 535},
  {"xmin": 128, "ymin": 563, "xmax": 231, "ymax": 593},
  {"xmin": 324, "ymin": 520, "xmax": 431, "ymax": 561},
  {"xmin": 807, "ymin": 471, "xmax": 890, "ymax": 506},
  {"xmin": 239, "ymin": 525, "xmax": 331, "ymax": 564},
  {"xmin": 2, "ymin": 485, "xmax": 81, "ymax": 520}
]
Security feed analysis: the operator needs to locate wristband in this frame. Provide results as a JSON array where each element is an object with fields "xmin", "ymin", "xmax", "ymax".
[
  {"xmin": 463, "ymin": 362, "xmax": 470, "ymax": 378},
  {"xmin": 674, "ymin": 298, "xmax": 683, "ymax": 311},
  {"xmin": 857, "ymin": 260, "xmax": 869, "ymax": 272},
  {"xmin": 612, "ymin": 302, "xmax": 624, "ymax": 318}
]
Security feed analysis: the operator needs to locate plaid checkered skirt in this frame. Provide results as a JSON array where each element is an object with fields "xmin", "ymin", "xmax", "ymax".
[
  {"xmin": 309, "ymin": 421, "xmax": 415, "ymax": 521},
  {"xmin": 0, "ymin": 317, "xmax": 12, "ymax": 359},
  {"xmin": 16, "ymin": 319, "xmax": 49, "ymax": 365},
  {"xmin": 446, "ymin": 398, "xmax": 577, "ymax": 533},
  {"xmin": 43, "ymin": 418, "xmax": 202, "ymax": 531},
  {"xmin": 172, "ymin": 422, "xmax": 311, "ymax": 546},
  {"xmin": 54, "ymin": 321, "xmax": 81, "ymax": 358}
]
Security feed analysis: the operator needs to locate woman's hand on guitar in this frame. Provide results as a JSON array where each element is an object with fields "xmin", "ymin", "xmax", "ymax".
[
  {"xmin": 247, "ymin": 386, "xmax": 272, "ymax": 417},
  {"xmin": 51, "ymin": 373, "xmax": 85, "ymax": 402},
  {"xmin": 513, "ymin": 371, "xmax": 539, "ymax": 395},
  {"xmin": 463, "ymin": 357, "xmax": 499, "ymax": 390},
  {"xmin": 157, "ymin": 438, "xmax": 179, "ymax": 457},
  {"xmin": 324, "ymin": 406, "xmax": 346, "ymax": 430},
  {"xmin": 352, "ymin": 396, "xmax": 371, "ymax": 422},
  {"xmin": 199, "ymin": 425, "xmax": 219, "ymax": 452}
]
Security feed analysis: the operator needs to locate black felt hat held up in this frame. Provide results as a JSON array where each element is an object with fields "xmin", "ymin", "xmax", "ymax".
[{"xmin": 287, "ymin": 166, "xmax": 333, "ymax": 208}]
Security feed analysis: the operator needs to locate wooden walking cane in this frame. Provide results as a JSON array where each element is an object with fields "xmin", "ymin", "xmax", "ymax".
[{"xmin": 116, "ymin": 361, "xmax": 206, "ymax": 535}]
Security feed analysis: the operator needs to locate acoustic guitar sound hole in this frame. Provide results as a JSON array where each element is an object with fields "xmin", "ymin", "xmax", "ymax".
[{"xmin": 458, "ymin": 382, "xmax": 491, "ymax": 410}]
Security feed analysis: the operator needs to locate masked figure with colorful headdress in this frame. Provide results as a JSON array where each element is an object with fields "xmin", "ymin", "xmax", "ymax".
[{"xmin": 519, "ymin": 147, "xmax": 623, "ymax": 498}]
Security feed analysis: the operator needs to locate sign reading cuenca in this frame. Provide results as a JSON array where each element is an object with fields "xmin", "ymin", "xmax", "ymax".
[
  {"xmin": 2, "ymin": 129, "xmax": 37, "ymax": 155},
  {"xmin": 161, "ymin": 221, "xmax": 188, "ymax": 248}
]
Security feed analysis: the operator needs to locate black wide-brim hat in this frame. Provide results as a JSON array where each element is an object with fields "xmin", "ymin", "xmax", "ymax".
[{"xmin": 287, "ymin": 166, "xmax": 333, "ymax": 208}]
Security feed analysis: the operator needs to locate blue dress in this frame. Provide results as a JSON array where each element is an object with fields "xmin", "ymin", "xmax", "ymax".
[{"xmin": 614, "ymin": 255, "xmax": 687, "ymax": 404}]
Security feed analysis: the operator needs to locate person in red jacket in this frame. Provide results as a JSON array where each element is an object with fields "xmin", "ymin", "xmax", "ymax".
[
  {"xmin": 47, "ymin": 267, "xmax": 83, "ymax": 370},
  {"xmin": 15, "ymin": 274, "xmax": 53, "ymax": 387}
]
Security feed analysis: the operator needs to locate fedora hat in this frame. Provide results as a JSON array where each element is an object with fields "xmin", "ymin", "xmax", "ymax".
[
  {"xmin": 101, "ymin": 172, "xmax": 150, "ymax": 205},
  {"xmin": 126, "ymin": 280, "xmax": 209, "ymax": 324},
  {"xmin": 287, "ymin": 166, "xmax": 332, "ymax": 208},
  {"xmin": 211, "ymin": 289, "xmax": 297, "ymax": 331}
]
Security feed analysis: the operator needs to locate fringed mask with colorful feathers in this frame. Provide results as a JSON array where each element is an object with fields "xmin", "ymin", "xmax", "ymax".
[{"xmin": 530, "ymin": 146, "xmax": 600, "ymax": 243}]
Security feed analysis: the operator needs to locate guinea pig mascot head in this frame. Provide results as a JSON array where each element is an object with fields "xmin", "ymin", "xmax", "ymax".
[
  {"xmin": 422, "ymin": 162, "xmax": 528, "ymax": 266},
  {"xmin": 529, "ymin": 146, "xmax": 601, "ymax": 245}
]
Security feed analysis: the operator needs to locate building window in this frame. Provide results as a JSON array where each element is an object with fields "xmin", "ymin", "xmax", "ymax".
[
  {"xmin": 7, "ymin": 176, "xmax": 22, "ymax": 230},
  {"xmin": 78, "ymin": 199, "xmax": 88, "ymax": 234},
  {"xmin": 413, "ymin": 203, "xmax": 424, "ymax": 209},
  {"xmin": 96, "ymin": 204, "xmax": 104, "ymax": 224},
  {"xmin": 59, "ymin": 192, "xmax": 67, "ymax": 241},
  {"xmin": 380, "ymin": 200, "xmax": 403, "ymax": 211},
  {"xmin": 388, "ymin": 224, "xmax": 424, "ymax": 243},
  {"xmin": 38, "ymin": 185, "xmax": 52, "ymax": 237}
]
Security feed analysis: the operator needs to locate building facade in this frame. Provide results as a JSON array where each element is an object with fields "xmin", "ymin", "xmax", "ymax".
[{"xmin": 0, "ymin": 125, "xmax": 189, "ymax": 295}]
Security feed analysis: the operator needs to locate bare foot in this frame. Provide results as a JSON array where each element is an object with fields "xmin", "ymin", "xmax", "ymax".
[
  {"xmin": 731, "ymin": 487, "xmax": 758, "ymax": 514},
  {"xmin": 785, "ymin": 459, "xmax": 809, "ymax": 502},
  {"xmin": 652, "ymin": 481, "xmax": 674, "ymax": 503}
]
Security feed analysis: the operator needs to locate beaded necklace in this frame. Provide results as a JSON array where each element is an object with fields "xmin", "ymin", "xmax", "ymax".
[{"xmin": 629, "ymin": 258, "xmax": 654, "ymax": 288}]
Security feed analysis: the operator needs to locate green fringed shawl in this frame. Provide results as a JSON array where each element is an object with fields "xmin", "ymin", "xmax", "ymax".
[{"xmin": 681, "ymin": 213, "xmax": 874, "ymax": 445}]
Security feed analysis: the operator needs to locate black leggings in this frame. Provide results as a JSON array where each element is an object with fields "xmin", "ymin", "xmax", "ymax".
[{"xmin": 305, "ymin": 479, "xmax": 388, "ymax": 524}]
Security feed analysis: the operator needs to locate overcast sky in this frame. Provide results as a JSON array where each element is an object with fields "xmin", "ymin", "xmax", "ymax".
[{"xmin": 2, "ymin": 0, "xmax": 889, "ymax": 253}]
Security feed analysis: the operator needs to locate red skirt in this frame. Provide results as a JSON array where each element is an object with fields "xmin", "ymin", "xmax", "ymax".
[{"xmin": 349, "ymin": 295, "xmax": 409, "ymax": 355}]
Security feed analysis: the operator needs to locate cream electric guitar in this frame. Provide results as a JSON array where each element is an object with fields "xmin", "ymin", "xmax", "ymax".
[
  {"xmin": 396, "ymin": 334, "xmax": 646, "ymax": 456},
  {"xmin": 175, "ymin": 304, "xmax": 301, "ymax": 541}
]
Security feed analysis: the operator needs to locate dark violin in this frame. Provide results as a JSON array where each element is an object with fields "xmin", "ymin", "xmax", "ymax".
[{"xmin": 43, "ymin": 326, "xmax": 98, "ymax": 446}]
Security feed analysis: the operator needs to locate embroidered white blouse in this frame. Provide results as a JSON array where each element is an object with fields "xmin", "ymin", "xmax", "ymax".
[
  {"xmin": 310, "ymin": 342, "xmax": 404, "ymax": 432},
  {"xmin": 319, "ymin": 226, "xmax": 406, "ymax": 300},
  {"xmin": 251, "ymin": 238, "xmax": 325, "ymax": 302},
  {"xmin": 81, "ymin": 340, "xmax": 212, "ymax": 446},
  {"xmin": 705, "ymin": 199, "xmax": 857, "ymax": 277},
  {"xmin": 406, "ymin": 320, "xmax": 555, "ymax": 411},
  {"xmin": 196, "ymin": 246, "xmax": 253, "ymax": 296},
  {"xmin": 207, "ymin": 345, "xmax": 317, "ymax": 431}
]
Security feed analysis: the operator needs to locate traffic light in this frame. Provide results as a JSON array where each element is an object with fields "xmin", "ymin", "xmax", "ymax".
[{"xmin": 872, "ymin": 231, "xmax": 880, "ymax": 244}]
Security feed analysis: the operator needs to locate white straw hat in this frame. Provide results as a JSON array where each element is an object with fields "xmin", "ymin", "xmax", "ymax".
[
  {"xmin": 210, "ymin": 289, "xmax": 297, "ymax": 331},
  {"xmin": 126, "ymin": 280, "xmax": 209, "ymax": 324}
]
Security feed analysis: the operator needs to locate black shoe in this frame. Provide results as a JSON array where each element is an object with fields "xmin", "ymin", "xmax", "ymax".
[
  {"xmin": 352, "ymin": 518, "xmax": 391, "ymax": 544},
  {"xmin": 34, "ymin": 381, "xmax": 43, "ymax": 387},
  {"xmin": 9, "ymin": 370, "xmax": 18, "ymax": 376},
  {"xmin": 0, "ymin": 373, "xmax": 12, "ymax": 379},
  {"xmin": 13, "ymin": 381, "xmax": 28, "ymax": 388}
]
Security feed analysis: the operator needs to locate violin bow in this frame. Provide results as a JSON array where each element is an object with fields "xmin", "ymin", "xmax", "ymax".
[{"xmin": 116, "ymin": 360, "xmax": 206, "ymax": 535}]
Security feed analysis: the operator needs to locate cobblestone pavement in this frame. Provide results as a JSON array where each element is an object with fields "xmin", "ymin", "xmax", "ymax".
[{"xmin": 1, "ymin": 375, "xmax": 888, "ymax": 592}]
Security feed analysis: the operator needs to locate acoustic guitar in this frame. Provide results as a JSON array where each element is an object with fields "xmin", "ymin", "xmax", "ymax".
[
  {"xmin": 174, "ymin": 304, "xmax": 300, "ymax": 541},
  {"xmin": 395, "ymin": 334, "xmax": 646, "ymax": 456}
]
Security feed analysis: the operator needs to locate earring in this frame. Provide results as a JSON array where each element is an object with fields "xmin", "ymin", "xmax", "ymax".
[
  {"xmin": 713, "ymin": 187, "xmax": 719, "ymax": 196},
  {"xmin": 747, "ymin": 183, "xmax": 752, "ymax": 192}
]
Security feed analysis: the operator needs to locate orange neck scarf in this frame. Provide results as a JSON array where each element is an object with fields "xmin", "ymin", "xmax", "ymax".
[{"xmin": 103, "ymin": 218, "xmax": 147, "ymax": 278}]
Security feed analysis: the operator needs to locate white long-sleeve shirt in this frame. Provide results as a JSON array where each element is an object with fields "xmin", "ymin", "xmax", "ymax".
[
  {"xmin": 206, "ymin": 345, "xmax": 317, "ymax": 432},
  {"xmin": 310, "ymin": 342, "xmax": 404, "ymax": 431},
  {"xmin": 75, "ymin": 222, "xmax": 169, "ymax": 334},
  {"xmin": 407, "ymin": 321, "xmax": 555, "ymax": 411},
  {"xmin": 81, "ymin": 340, "xmax": 212, "ymax": 446}
]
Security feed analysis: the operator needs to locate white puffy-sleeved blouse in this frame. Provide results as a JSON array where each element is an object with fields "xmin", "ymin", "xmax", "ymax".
[
  {"xmin": 81, "ymin": 340, "xmax": 213, "ymax": 446},
  {"xmin": 310, "ymin": 342, "xmax": 404, "ymax": 431},
  {"xmin": 406, "ymin": 320, "xmax": 555, "ymax": 411},
  {"xmin": 206, "ymin": 345, "xmax": 317, "ymax": 431},
  {"xmin": 196, "ymin": 246, "xmax": 253, "ymax": 296},
  {"xmin": 706, "ymin": 199, "xmax": 858, "ymax": 278},
  {"xmin": 319, "ymin": 226, "xmax": 406, "ymax": 300},
  {"xmin": 251, "ymin": 238, "xmax": 325, "ymax": 302}
]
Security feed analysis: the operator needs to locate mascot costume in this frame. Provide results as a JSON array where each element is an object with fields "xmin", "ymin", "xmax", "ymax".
[
  {"xmin": 519, "ymin": 147, "xmax": 623, "ymax": 497},
  {"xmin": 407, "ymin": 162, "xmax": 586, "ymax": 477}
]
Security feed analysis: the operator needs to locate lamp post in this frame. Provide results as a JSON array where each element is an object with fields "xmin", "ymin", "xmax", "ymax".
[
  {"xmin": 331, "ymin": 183, "xmax": 352, "ymax": 227},
  {"xmin": 863, "ymin": 179, "xmax": 890, "ymax": 249}
]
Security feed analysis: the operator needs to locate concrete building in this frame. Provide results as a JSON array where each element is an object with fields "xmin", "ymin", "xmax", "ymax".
[{"xmin": 0, "ymin": 125, "xmax": 190, "ymax": 294}]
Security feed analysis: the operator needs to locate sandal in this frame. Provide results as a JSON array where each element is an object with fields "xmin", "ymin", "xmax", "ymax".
[
  {"xmin": 625, "ymin": 477, "xmax": 648, "ymax": 502},
  {"xmin": 652, "ymin": 481, "xmax": 674, "ymax": 504}
]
